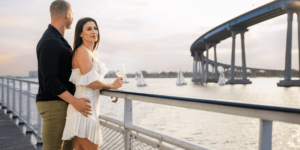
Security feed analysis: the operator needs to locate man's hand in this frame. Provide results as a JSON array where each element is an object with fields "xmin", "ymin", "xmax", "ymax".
[{"xmin": 71, "ymin": 98, "xmax": 92, "ymax": 117}]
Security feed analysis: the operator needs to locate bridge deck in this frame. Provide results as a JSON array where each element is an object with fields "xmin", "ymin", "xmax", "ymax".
[{"xmin": 0, "ymin": 109, "xmax": 35, "ymax": 150}]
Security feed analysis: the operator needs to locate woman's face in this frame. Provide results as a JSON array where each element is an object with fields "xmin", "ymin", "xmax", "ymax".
[{"xmin": 80, "ymin": 21, "xmax": 99, "ymax": 43}]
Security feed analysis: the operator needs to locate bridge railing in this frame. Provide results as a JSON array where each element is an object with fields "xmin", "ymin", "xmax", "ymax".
[{"xmin": 1, "ymin": 76, "xmax": 300, "ymax": 150}]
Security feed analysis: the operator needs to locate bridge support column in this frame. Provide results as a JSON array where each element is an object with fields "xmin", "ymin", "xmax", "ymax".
[
  {"xmin": 196, "ymin": 57, "xmax": 199, "ymax": 78},
  {"xmin": 297, "ymin": 11, "xmax": 300, "ymax": 79},
  {"xmin": 201, "ymin": 52, "xmax": 205, "ymax": 83},
  {"xmin": 251, "ymin": 70, "xmax": 257, "ymax": 78},
  {"xmin": 205, "ymin": 44, "xmax": 209, "ymax": 83},
  {"xmin": 192, "ymin": 51, "xmax": 199, "ymax": 82},
  {"xmin": 278, "ymin": 9, "xmax": 300, "ymax": 86},
  {"xmin": 241, "ymin": 31, "xmax": 250, "ymax": 82},
  {"xmin": 199, "ymin": 55, "xmax": 202, "ymax": 78},
  {"xmin": 227, "ymin": 28, "xmax": 251, "ymax": 84},
  {"xmin": 192, "ymin": 53, "xmax": 196, "ymax": 80},
  {"xmin": 213, "ymin": 44, "xmax": 219, "ymax": 78},
  {"xmin": 204, "ymin": 43, "xmax": 218, "ymax": 83}
]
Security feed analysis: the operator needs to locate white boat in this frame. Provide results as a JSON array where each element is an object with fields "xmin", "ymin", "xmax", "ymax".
[
  {"xmin": 176, "ymin": 69, "xmax": 187, "ymax": 85},
  {"xmin": 218, "ymin": 71, "xmax": 227, "ymax": 85},
  {"xmin": 135, "ymin": 73, "xmax": 138, "ymax": 80},
  {"xmin": 136, "ymin": 71, "xmax": 147, "ymax": 87},
  {"xmin": 123, "ymin": 74, "xmax": 129, "ymax": 83}
]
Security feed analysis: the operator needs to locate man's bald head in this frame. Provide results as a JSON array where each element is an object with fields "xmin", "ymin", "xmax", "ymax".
[{"xmin": 50, "ymin": 0, "xmax": 71, "ymax": 18}]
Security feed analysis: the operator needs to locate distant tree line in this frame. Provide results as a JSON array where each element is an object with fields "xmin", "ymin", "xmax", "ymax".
[
  {"xmin": 104, "ymin": 70, "xmax": 193, "ymax": 78},
  {"xmin": 105, "ymin": 69, "xmax": 300, "ymax": 78}
]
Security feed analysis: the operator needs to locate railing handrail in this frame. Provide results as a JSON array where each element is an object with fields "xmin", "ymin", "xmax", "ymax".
[
  {"xmin": 100, "ymin": 90, "xmax": 300, "ymax": 125},
  {"xmin": 101, "ymin": 89, "xmax": 300, "ymax": 114},
  {"xmin": 0, "ymin": 76, "xmax": 39, "ymax": 85}
]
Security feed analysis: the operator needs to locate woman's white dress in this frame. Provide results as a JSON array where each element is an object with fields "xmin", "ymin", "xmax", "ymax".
[{"xmin": 61, "ymin": 51, "xmax": 108, "ymax": 146}]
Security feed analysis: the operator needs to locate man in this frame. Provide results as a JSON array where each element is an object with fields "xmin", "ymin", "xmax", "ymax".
[{"xmin": 36, "ymin": 1, "xmax": 92, "ymax": 149}]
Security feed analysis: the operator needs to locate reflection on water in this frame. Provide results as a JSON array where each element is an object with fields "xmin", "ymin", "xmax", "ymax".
[{"xmin": 18, "ymin": 78, "xmax": 300, "ymax": 149}]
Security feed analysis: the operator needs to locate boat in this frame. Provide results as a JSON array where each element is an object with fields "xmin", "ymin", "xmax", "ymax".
[
  {"xmin": 218, "ymin": 71, "xmax": 227, "ymax": 85},
  {"xmin": 176, "ymin": 69, "xmax": 187, "ymax": 85},
  {"xmin": 123, "ymin": 73, "xmax": 129, "ymax": 83},
  {"xmin": 136, "ymin": 71, "xmax": 147, "ymax": 87}
]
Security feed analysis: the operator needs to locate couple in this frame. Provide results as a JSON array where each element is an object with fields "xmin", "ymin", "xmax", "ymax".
[{"xmin": 36, "ymin": 0, "xmax": 123, "ymax": 150}]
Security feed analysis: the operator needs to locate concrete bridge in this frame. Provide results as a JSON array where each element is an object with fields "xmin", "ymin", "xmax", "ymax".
[
  {"xmin": 190, "ymin": 0, "xmax": 300, "ymax": 86},
  {"xmin": 192, "ymin": 57, "xmax": 286, "ymax": 83}
]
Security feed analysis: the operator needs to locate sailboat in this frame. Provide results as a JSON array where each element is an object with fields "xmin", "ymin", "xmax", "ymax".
[
  {"xmin": 123, "ymin": 74, "xmax": 129, "ymax": 83},
  {"xmin": 136, "ymin": 71, "xmax": 147, "ymax": 87},
  {"xmin": 176, "ymin": 69, "xmax": 187, "ymax": 85},
  {"xmin": 218, "ymin": 71, "xmax": 227, "ymax": 85}
]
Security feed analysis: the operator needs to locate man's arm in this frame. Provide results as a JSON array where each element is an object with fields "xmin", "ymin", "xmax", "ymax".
[{"xmin": 39, "ymin": 40, "xmax": 92, "ymax": 117}]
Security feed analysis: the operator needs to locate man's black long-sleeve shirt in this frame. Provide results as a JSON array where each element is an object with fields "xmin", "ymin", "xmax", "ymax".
[{"xmin": 36, "ymin": 24, "xmax": 75, "ymax": 102}]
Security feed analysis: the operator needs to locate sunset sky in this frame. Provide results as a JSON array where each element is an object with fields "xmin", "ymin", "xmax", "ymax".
[{"xmin": 0, "ymin": 0, "xmax": 298, "ymax": 76}]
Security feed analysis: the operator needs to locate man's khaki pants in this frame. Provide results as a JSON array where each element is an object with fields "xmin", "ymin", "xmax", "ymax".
[{"xmin": 36, "ymin": 100, "xmax": 75, "ymax": 150}]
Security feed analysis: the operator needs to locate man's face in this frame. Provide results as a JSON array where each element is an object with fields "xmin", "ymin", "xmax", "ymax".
[{"xmin": 66, "ymin": 7, "xmax": 73, "ymax": 29}]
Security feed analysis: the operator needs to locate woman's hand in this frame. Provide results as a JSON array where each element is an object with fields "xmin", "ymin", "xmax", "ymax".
[{"xmin": 110, "ymin": 77, "xmax": 123, "ymax": 89}]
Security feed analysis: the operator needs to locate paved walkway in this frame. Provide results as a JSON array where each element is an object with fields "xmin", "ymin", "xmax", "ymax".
[{"xmin": 0, "ymin": 109, "xmax": 36, "ymax": 150}]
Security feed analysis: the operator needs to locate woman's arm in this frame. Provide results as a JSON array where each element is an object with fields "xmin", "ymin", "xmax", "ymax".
[
  {"xmin": 76, "ymin": 47, "xmax": 123, "ymax": 90},
  {"xmin": 87, "ymin": 78, "xmax": 123, "ymax": 90}
]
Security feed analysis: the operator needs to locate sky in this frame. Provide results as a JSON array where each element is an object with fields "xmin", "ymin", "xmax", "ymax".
[{"xmin": 0, "ymin": 0, "xmax": 298, "ymax": 76}]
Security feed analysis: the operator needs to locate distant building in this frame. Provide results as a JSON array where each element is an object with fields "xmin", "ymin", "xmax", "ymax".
[{"xmin": 29, "ymin": 71, "xmax": 38, "ymax": 78}]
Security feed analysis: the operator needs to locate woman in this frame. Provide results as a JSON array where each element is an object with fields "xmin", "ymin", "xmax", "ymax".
[{"xmin": 61, "ymin": 17, "xmax": 123, "ymax": 150}]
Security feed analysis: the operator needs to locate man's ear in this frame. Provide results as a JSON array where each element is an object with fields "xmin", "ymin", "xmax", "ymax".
[{"xmin": 65, "ymin": 12, "xmax": 70, "ymax": 19}]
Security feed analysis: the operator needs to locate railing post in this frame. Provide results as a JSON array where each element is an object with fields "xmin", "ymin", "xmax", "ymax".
[
  {"xmin": 12, "ymin": 79, "xmax": 15, "ymax": 112},
  {"xmin": 259, "ymin": 119, "xmax": 273, "ymax": 150},
  {"xmin": 7, "ymin": 78, "xmax": 9, "ymax": 109},
  {"xmin": 37, "ymin": 95, "xmax": 43, "ymax": 147},
  {"xmin": 6, "ymin": 78, "xmax": 12, "ymax": 118},
  {"xmin": 19, "ymin": 82, "xmax": 23, "ymax": 121},
  {"xmin": 12, "ymin": 79, "xmax": 18, "ymax": 124},
  {"xmin": 18, "ymin": 81, "xmax": 26, "ymax": 132},
  {"xmin": 124, "ymin": 95, "xmax": 132, "ymax": 150},
  {"xmin": 26, "ymin": 82, "xmax": 33, "ymax": 133},
  {"xmin": 1, "ymin": 77, "xmax": 4, "ymax": 108}
]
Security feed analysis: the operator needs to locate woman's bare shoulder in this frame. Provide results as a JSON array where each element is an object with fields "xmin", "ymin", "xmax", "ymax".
[{"xmin": 75, "ymin": 45, "xmax": 91, "ymax": 60}]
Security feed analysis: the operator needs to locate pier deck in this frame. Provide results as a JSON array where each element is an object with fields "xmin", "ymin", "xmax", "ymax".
[{"xmin": 0, "ymin": 109, "xmax": 35, "ymax": 150}]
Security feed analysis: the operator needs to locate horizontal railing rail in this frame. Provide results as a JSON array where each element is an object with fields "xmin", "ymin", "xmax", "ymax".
[{"xmin": 100, "ymin": 90, "xmax": 300, "ymax": 121}]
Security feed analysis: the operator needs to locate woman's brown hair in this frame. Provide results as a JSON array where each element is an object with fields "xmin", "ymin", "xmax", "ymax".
[{"xmin": 73, "ymin": 17, "xmax": 100, "ymax": 52}]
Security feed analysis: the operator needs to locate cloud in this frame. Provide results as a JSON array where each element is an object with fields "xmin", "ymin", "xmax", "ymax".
[
  {"xmin": 0, "ymin": 0, "xmax": 295, "ymax": 76},
  {"xmin": 0, "ymin": 54, "xmax": 16, "ymax": 64}
]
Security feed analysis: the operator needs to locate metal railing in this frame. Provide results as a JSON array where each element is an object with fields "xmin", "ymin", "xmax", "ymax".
[
  {"xmin": 0, "ymin": 76, "xmax": 43, "ymax": 146},
  {"xmin": 0, "ymin": 76, "xmax": 209, "ymax": 150},
  {"xmin": 100, "ymin": 90, "xmax": 300, "ymax": 150},
  {"xmin": 1, "ymin": 75, "xmax": 300, "ymax": 150}
]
